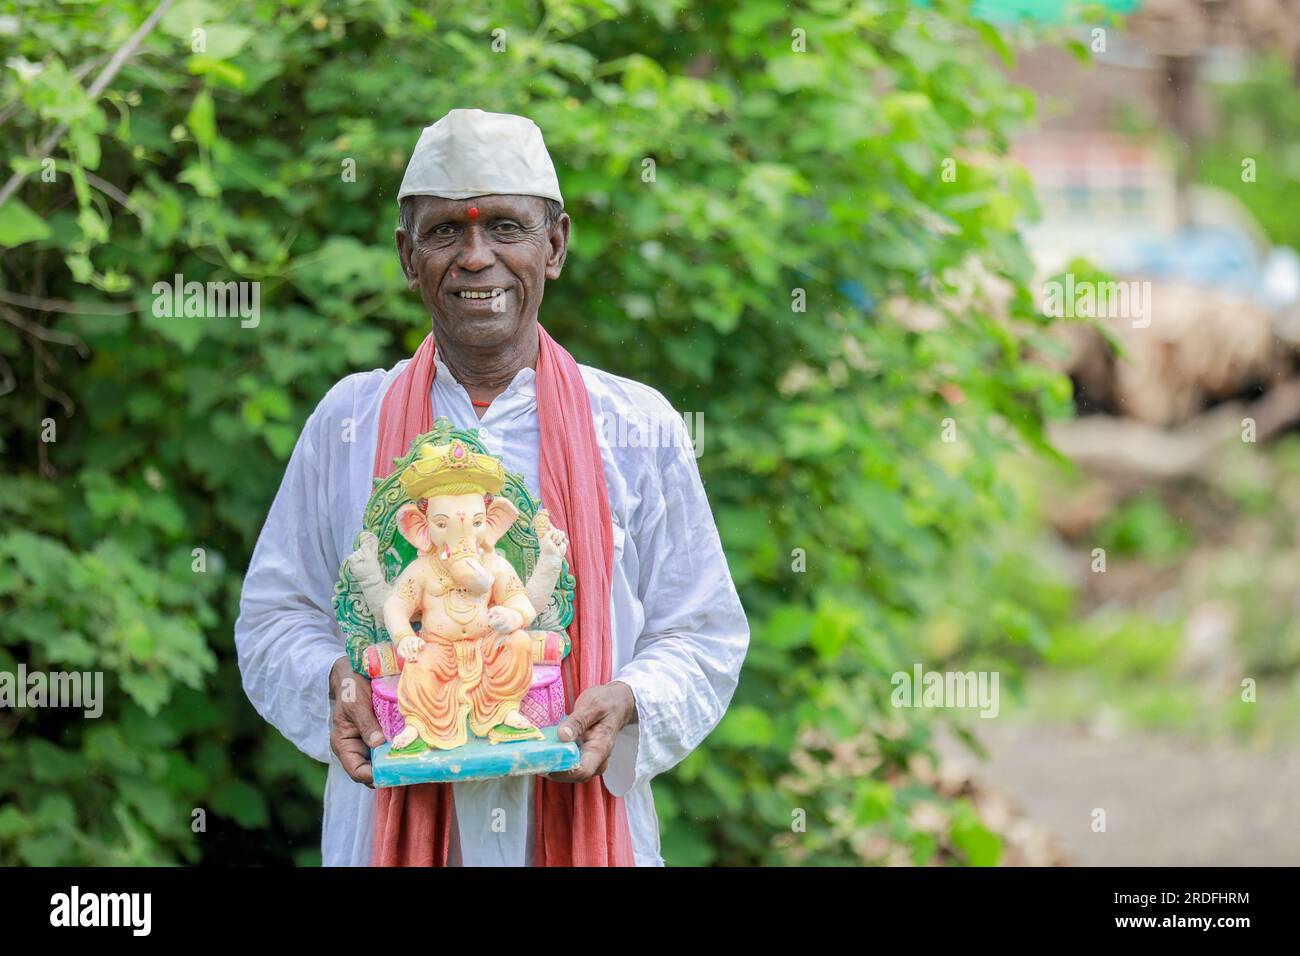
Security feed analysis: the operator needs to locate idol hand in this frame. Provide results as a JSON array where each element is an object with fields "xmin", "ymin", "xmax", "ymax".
[{"xmin": 487, "ymin": 606, "xmax": 519, "ymax": 634}]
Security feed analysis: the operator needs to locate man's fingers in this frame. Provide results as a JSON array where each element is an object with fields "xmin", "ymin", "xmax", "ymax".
[
  {"xmin": 555, "ymin": 690, "xmax": 609, "ymax": 780},
  {"xmin": 548, "ymin": 747, "xmax": 606, "ymax": 783},
  {"xmin": 335, "ymin": 736, "xmax": 374, "ymax": 787},
  {"xmin": 557, "ymin": 698, "xmax": 601, "ymax": 743},
  {"xmin": 549, "ymin": 722, "xmax": 614, "ymax": 783},
  {"xmin": 573, "ymin": 742, "xmax": 607, "ymax": 781},
  {"xmin": 334, "ymin": 672, "xmax": 384, "ymax": 746},
  {"xmin": 549, "ymin": 683, "xmax": 635, "ymax": 783},
  {"xmin": 347, "ymin": 696, "xmax": 387, "ymax": 747},
  {"xmin": 331, "ymin": 720, "xmax": 375, "ymax": 785}
]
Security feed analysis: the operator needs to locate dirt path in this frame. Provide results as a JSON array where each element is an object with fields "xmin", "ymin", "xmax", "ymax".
[{"xmin": 939, "ymin": 722, "xmax": 1300, "ymax": 866}]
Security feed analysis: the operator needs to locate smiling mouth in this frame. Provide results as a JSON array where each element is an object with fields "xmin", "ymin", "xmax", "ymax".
[{"xmin": 455, "ymin": 289, "xmax": 505, "ymax": 300}]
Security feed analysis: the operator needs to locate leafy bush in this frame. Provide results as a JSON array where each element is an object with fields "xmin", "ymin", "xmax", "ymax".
[
  {"xmin": 1092, "ymin": 493, "xmax": 1193, "ymax": 562},
  {"xmin": 0, "ymin": 0, "xmax": 1068, "ymax": 865},
  {"xmin": 1199, "ymin": 54, "xmax": 1300, "ymax": 250}
]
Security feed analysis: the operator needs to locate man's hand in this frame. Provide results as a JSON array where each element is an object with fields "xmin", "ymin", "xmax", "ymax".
[
  {"xmin": 329, "ymin": 656, "xmax": 385, "ymax": 787},
  {"xmin": 549, "ymin": 681, "xmax": 637, "ymax": 784}
]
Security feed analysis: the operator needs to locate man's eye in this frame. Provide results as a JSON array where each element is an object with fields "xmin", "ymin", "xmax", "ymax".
[
  {"xmin": 494, "ymin": 221, "xmax": 520, "ymax": 233},
  {"xmin": 429, "ymin": 224, "xmax": 456, "ymax": 237}
]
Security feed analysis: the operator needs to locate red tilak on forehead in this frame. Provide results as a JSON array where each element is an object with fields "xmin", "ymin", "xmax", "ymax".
[{"xmin": 467, "ymin": 206, "xmax": 479, "ymax": 220}]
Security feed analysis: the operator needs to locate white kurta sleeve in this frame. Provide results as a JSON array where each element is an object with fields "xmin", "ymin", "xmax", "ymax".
[
  {"xmin": 606, "ymin": 422, "xmax": 750, "ymax": 795},
  {"xmin": 234, "ymin": 397, "xmax": 349, "ymax": 765}
]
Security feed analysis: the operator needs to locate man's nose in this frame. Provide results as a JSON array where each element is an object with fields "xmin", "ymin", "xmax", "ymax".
[{"xmin": 455, "ymin": 226, "xmax": 495, "ymax": 273}]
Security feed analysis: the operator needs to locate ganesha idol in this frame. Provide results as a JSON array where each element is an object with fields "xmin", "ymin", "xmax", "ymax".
[{"xmin": 332, "ymin": 421, "xmax": 580, "ymax": 786}]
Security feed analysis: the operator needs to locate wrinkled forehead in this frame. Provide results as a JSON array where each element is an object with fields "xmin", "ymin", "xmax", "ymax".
[{"xmin": 408, "ymin": 193, "xmax": 548, "ymax": 226}]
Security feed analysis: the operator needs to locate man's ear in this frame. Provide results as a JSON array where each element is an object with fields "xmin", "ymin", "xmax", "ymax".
[
  {"xmin": 544, "ymin": 212, "xmax": 570, "ymax": 281},
  {"xmin": 395, "ymin": 227, "xmax": 419, "ymax": 291},
  {"xmin": 483, "ymin": 496, "xmax": 520, "ymax": 547},
  {"xmin": 396, "ymin": 502, "xmax": 433, "ymax": 553}
]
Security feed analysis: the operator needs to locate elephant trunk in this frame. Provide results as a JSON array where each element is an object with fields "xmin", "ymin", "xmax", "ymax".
[{"xmin": 442, "ymin": 544, "xmax": 493, "ymax": 596}]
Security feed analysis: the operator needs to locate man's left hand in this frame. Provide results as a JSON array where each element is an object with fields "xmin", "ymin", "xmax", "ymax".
[{"xmin": 549, "ymin": 681, "xmax": 637, "ymax": 784}]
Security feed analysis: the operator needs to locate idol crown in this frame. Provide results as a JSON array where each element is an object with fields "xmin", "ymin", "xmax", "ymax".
[{"xmin": 399, "ymin": 439, "xmax": 506, "ymax": 500}]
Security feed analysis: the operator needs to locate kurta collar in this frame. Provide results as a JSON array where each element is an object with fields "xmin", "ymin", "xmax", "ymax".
[{"xmin": 433, "ymin": 354, "xmax": 537, "ymax": 401}]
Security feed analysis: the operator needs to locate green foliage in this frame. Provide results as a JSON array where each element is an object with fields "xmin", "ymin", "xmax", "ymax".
[
  {"xmin": 1092, "ymin": 492, "xmax": 1192, "ymax": 562},
  {"xmin": 1045, "ymin": 612, "xmax": 1183, "ymax": 677},
  {"xmin": 1199, "ymin": 55, "xmax": 1300, "ymax": 249},
  {"xmin": 1, "ymin": 0, "xmax": 1068, "ymax": 864}
]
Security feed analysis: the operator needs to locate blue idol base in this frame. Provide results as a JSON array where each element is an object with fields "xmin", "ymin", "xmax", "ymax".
[{"xmin": 371, "ymin": 725, "xmax": 581, "ymax": 788}]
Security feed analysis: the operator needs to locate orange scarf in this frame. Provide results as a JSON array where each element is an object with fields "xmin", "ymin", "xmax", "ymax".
[{"xmin": 369, "ymin": 326, "xmax": 635, "ymax": 866}]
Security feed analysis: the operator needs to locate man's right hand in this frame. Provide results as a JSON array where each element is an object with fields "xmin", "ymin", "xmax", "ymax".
[{"xmin": 329, "ymin": 656, "xmax": 386, "ymax": 787}]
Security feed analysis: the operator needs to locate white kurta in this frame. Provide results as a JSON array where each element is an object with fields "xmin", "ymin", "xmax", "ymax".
[{"xmin": 234, "ymin": 353, "xmax": 749, "ymax": 866}]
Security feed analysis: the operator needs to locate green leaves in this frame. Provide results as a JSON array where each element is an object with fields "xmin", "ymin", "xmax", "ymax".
[
  {"xmin": 0, "ymin": 0, "xmax": 1071, "ymax": 866},
  {"xmin": 177, "ymin": 4, "xmax": 268, "ymax": 86},
  {"xmin": 193, "ymin": 24, "xmax": 254, "ymax": 61},
  {"xmin": 211, "ymin": 780, "xmax": 269, "ymax": 829},
  {"xmin": 0, "ymin": 199, "xmax": 52, "ymax": 247},
  {"xmin": 949, "ymin": 807, "xmax": 1003, "ymax": 867},
  {"xmin": 186, "ymin": 89, "xmax": 217, "ymax": 149},
  {"xmin": 714, "ymin": 706, "xmax": 776, "ymax": 748}
]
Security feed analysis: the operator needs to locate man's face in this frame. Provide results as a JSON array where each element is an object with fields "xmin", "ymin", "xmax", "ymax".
[{"xmin": 396, "ymin": 194, "xmax": 569, "ymax": 351}]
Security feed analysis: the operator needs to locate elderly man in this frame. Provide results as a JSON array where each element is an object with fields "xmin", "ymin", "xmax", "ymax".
[{"xmin": 235, "ymin": 109, "xmax": 749, "ymax": 866}]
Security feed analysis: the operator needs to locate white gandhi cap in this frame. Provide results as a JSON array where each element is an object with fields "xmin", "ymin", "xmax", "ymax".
[{"xmin": 397, "ymin": 108, "xmax": 563, "ymax": 206}]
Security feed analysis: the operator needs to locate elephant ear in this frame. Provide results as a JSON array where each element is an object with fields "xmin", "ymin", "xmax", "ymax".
[
  {"xmin": 396, "ymin": 502, "xmax": 433, "ymax": 554},
  {"xmin": 483, "ymin": 496, "xmax": 519, "ymax": 548}
]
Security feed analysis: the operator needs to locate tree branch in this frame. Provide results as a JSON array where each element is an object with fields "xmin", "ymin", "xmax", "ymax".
[
  {"xmin": 0, "ymin": 0, "xmax": 177, "ymax": 209},
  {"xmin": 0, "ymin": 287, "xmax": 135, "ymax": 316},
  {"xmin": 0, "ymin": 302, "xmax": 91, "ymax": 357}
]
